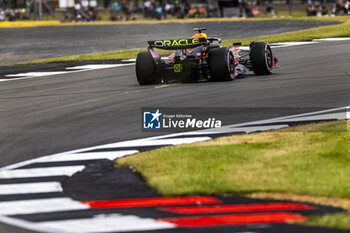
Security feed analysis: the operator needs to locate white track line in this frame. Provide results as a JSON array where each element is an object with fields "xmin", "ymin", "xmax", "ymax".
[
  {"xmin": 36, "ymin": 214, "xmax": 175, "ymax": 233},
  {"xmin": 0, "ymin": 198, "xmax": 89, "ymax": 215},
  {"xmin": 0, "ymin": 215, "xmax": 56, "ymax": 233},
  {"xmin": 35, "ymin": 150, "xmax": 139, "ymax": 163},
  {"xmin": 313, "ymin": 37, "xmax": 350, "ymax": 42},
  {"xmin": 5, "ymin": 72, "xmax": 69, "ymax": 78},
  {"xmin": 270, "ymin": 41, "xmax": 318, "ymax": 48},
  {"xmin": 191, "ymin": 106, "xmax": 350, "ymax": 134},
  {"xmin": 76, "ymin": 137, "xmax": 211, "ymax": 152},
  {"xmin": 0, "ymin": 166, "xmax": 85, "ymax": 178},
  {"xmin": 203, "ymin": 125, "xmax": 290, "ymax": 134},
  {"xmin": 270, "ymin": 112, "xmax": 347, "ymax": 122},
  {"xmin": 0, "ymin": 182, "xmax": 62, "ymax": 195},
  {"xmin": 0, "ymin": 151, "xmax": 138, "ymax": 172},
  {"xmin": 0, "ymin": 137, "xmax": 210, "ymax": 171},
  {"xmin": 65, "ymin": 64, "xmax": 129, "ymax": 70}
]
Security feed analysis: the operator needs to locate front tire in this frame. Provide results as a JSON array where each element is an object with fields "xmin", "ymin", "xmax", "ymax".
[
  {"xmin": 250, "ymin": 42, "xmax": 273, "ymax": 75},
  {"xmin": 208, "ymin": 47, "xmax": 235, "ymax": 81},
  {"xmin": 135, "ymin": 52, "xmax": 161, "ymax": 85}
]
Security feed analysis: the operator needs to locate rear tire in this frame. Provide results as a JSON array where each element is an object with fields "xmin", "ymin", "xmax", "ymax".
[
  {"xmin": 208, "ymin": 47, "xmax": 235, "ymax": 81},
  {"xmin": 135, "ymin": 52, "xmax": 161, "ymax": 85},
  {"xmin": 250, "ymin": 42, "xmax": 273, "ymax": 75}
]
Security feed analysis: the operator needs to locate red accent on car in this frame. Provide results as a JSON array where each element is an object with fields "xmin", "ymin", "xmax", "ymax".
[
  {"xmin": 82, "ymin": 196, "xmax": 221, "ymax": 209},
  {"xmin": 157, "ymin": 212, "xmax": 307, "ymax": 227},
  {"xmin": 159, "ymin": 203, "xmax": 314, "ymax": 214}
]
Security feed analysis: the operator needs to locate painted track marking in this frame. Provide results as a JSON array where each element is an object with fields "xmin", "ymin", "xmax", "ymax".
[
  {"xmin": 36, "ymin": 214, "xmax": 175, "ymax": 233},
  {"xmin": 0, "ymin": 182, "xmax": 62, "ymax": 195},
  {"xmin": 34, "ymin": 151, "xmax": 139, "ymax": 162},
  {"xmin": 313, "ymin": 37, "xmax": 350, "ymax": 41},
  {"xmin": 0, "ymin": 166, "xmax": 85, "ymax": 178},
  {"xmin": 159, "ymin": 203, "xmax": 315, "ymax": 214},
  {"xmin": 157, "ymin": 212, "xmax": 307, "ymax": 227},
  {"xmin": 82, "ymin": 196, "xmax": 221, "ymax": 209},
  {"xmin": 0, "ymin": 198, "xmax": 89, "ymax": 215}
]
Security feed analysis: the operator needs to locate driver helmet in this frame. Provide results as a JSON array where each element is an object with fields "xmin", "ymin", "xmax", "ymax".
[{"xmin": 192, "ymin": 33, "xmax": 207, "ymax": 40}]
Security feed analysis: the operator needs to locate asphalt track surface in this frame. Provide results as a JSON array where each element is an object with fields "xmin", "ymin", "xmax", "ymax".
[
  {"xmin": 0, "ymin": 39, "xmax": 350, "ymax": 232},
  {"xmin": 0, "ymin": 20, "xmax": 339, "ymax": 65}
]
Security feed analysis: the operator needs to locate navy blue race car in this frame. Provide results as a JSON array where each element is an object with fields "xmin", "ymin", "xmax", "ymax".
[{"xmin": 135, "ymin": 27, "xmax": 278, "ymax": 85}]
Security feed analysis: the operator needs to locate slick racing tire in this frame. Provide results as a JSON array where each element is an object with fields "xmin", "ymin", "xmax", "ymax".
[
  {"xmin": 250, "ymin": 42, "xmax": 273, "ymax": 75},
  {"xmin": 136, "ymin": 52, "xmax": 161, "ymax": 85},
  {"xmin": 208, "ymin": 47, "xmax": 235, "ymax": 81}
]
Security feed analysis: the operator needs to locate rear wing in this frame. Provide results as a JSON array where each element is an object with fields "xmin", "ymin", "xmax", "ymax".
[{"xmin": 148, "ymin": 38, "xmax": 207, "ymax": 50}]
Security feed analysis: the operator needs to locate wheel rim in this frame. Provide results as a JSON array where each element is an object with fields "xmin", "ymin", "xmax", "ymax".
[
  {"xmin": 227, "ymin": 51, "xmax": 235, "ymax": 78},
  {"xmin": 265, "ymin": 45, "xmax": 273, "ymax": 70}
]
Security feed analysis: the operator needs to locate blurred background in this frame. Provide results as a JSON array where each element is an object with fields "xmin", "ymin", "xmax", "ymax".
[{"xmin": 0, "ymin": 0, "xmax": 349, "ymax": 22}]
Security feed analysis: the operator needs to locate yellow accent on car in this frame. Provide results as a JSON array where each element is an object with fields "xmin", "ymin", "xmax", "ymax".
[
  {"xmin": 192, "ymin": 33, "xmax": 207, "ymax": 40},
  {"xmin": 174, "ymin": 64, "xmax": 183, "ymax": 73}
]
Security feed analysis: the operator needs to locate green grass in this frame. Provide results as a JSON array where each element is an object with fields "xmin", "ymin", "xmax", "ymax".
[
  {"xmin": 18, "ymin": 49, "xmax": 147, "ymax": 64},
  {"xmin": 17, "ymin": 48, "xmax": 171, "ymax": 65},
  {"xmin": 221, "ymin": 20, "xmax": 350, "ymax": 46},
  {"xmin": 18, "ymin": 16, "xmax": 350, "ymax": 65},
  {"xmin": 302, "ymin": 213, "xmax": 350, "ymax": 230},
  {"xmin": 117, "ymin": 120, "xmax": 350, "ymax": 197}
]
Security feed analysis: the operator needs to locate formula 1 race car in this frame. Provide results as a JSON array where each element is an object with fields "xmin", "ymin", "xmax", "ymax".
[{"xmin": 135, "ymin": 27, "xmax": 278, "ymax": 85}]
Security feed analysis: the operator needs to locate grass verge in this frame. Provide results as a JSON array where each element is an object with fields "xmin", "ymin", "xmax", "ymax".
[
  {"xmin": 17, "ymin": 49, "xmax": 148, "ymax": 64},
  {"xmin": 117, "ymin": 120, "xmax": 350, "ymax": 197},
  {"xmin": 302, "ymin": 213, "xmax": 350, "ymax": 230},
  {"xmin": 17, "ymin": 48, "xmax": 171, "ymax": 65},
  {"xmin": 18, "ymin": 16, "xmax": 350, "ymax": 65},
  {"xmin": 222, "ymin": 20, "xmax": 350, "ymax": 46},
  {"xmin": 117, "ymin": 120, "xmax": 350, "ymax": 229}
]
